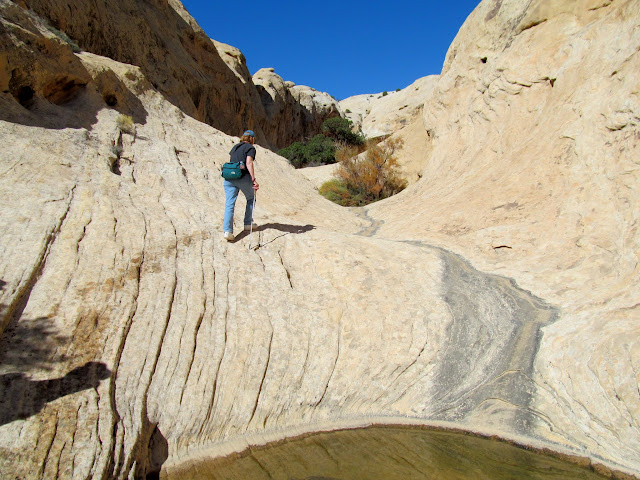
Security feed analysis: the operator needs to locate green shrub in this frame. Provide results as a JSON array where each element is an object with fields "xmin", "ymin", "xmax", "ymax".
[
  {"xmin": 278, "ymin": 117, "xmax": 366, "ymax": 169},
  {"xmin": 49, "ymin": 26, "xmax": 81, "ymax": 52},
  {"xmin": 321, "ymin": 117, "xmax": 364, "ymax": 146},
  {"xmin": 306, "ymin": 134, "xmax": 336, "ymax": 165},
  {"xmin": 318, "ymin": 179, "xmax": 365, "ymax": 207},
  {"xmin": 278, "ymin": 135, "xmax": 336, "ymax": 168},
  {"xmin": 278, "ymin": 141, "xmax": 307, "ymax": 168},
  {"xmin": 28, "ymin": 9, "xmax": 82, "ymax": 52}
]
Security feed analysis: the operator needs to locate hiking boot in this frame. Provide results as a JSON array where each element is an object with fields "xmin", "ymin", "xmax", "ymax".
[
  {"xmin": 223, "ymin": 231, "xmax": 234, "ymax": 242},
  {"xmin": 244, "ymin": 223, "xmax": 257, "ymax": 231}
]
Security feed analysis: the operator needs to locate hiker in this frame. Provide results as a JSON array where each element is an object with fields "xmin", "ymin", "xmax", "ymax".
[{"xmin": 223, "ymin": 130, "xmax": 260, "ymax": 241}]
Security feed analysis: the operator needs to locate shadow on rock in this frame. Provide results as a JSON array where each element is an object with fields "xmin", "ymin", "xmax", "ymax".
[
  {"xmin": 136, "ymin": 424, "xmax": 169, "ymax": 480},
  {"xmin": 0, "ymin": 72, "xmax": 148, "ymax": 131},
  {"xmin": 256, "ymin": 223, "xmax": 316, "ymax": 234},
  {"xmin": 0, "ymin": 361, "xmax": 111, "ymax": 426},
  {"xmin": 232, "ymin": 223, "xmax": 316, "ymax": 243},
  {"xmin": 0, "ymin": 315, "xmax": 70, "ymax": 372},
  {"xmin": 0, "ymin": 2, "xmax": 148, "ymax": 130}
]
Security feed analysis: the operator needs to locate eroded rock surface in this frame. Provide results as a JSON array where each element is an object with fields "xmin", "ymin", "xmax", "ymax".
[
  {"xmin": 14, "ymin": 0, "xmax": 340, "ymax": 149},
  {"xmin": 0, "ymin": 0, "xmax": 638, "ymax": 479},
  {"xmin": 340, "ymin": 75, "xmax": 438, "ymax": 139},
  {"xmin": 367, "ymin": 0, "xmax": 640, "ymax": 472},
  {"xmin": 253, "ymin": 67, "xmax": 342, "ymax": 150}
]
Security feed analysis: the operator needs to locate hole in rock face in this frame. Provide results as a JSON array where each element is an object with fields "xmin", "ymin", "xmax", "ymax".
[
  {"xmin": 14, "ymin": 85, "xmax": 35, "ymax": 109},
  {"xmin": 169, "ymin": 426, "xmax": 614, "ymax": 480},
  {"xmin": 104, "ymin": 93, "xmax": 118, "ymax": 107},
  {"xmin": 145, "ymin": 425, "xmax": 168, "ymax": 480},
  {"xmin": 481, "ymin": 57, "xmax": 488, "ymax": 63},
  {"xmin": 42, "ymin": 77, "xmax": 86, "ymax": 105},
  {"xmin": 111, "ymin": 157, "xmax": 122, "ymax": 176}
]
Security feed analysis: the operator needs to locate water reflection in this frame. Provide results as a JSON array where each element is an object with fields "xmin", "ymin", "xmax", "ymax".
[{"xmin": 169, "ymin": 426, "xmax": 610, "ymax": 480}]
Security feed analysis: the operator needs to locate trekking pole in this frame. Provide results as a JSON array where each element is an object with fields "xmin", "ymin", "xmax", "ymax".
[{"xmin": 248, "ymin": 193, "xmax": 257, "ymax": 251}]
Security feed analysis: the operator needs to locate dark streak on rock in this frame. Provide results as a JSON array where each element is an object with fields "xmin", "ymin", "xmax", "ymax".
[
  {"xmin": 485, "ymin": 0, "xmax": 503, "ymax": 22},
  {"xmin": 399, "ymin": 242, "xmax": 558, "ymax": 436},
  {"xmin": 430, "ymin": 247, "xmax": 558, "ymax": 435},
  {"xmin": 355, "ymin": 208, "xmax": 385, "ymax": 237}
]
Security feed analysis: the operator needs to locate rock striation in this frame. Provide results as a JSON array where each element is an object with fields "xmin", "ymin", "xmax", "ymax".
[
  {"xmin": 368, "ymin": 0, "xmax": 640, "ymax": 473},
  {"xmin": 0, "ymin": 0, "xmax": 639, "ymax": 479}
]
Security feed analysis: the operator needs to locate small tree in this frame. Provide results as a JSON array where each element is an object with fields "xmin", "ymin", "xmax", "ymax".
[
  {"xmin": 278, "ymin": 117, "xmax": 365, "ymax": 169},
  {"xmin": 278, "ymin": 134, "xmax": 336, "ymax": 168}
]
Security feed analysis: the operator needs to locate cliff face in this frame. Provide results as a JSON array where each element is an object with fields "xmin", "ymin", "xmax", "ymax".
[
  {"xmin": 13, "ymin": 0, "xmax": 339, "ymax": 148},
  {"xmin": 253, "ymin": 67, "xmax": 342, "ymax": 150},
  {"xmin": 0, "ymin": 0, "xmax": 639, "ymax": 479},
  {"xmin": 340, "ymin": 75, "xmax": 439, "ymax": 139}
]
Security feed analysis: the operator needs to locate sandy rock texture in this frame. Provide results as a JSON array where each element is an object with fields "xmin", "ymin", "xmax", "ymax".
[
  {"xmin": 0, "ymin": 47, "xmax": 365, "ymax": 480},
  {"xmin": 340, "ymin": 75, "xmax": 438, "ymax": 139},
  {"xmin": 15, "ymin": 0, "xmax": 340, "ymax": 149},
  {"xmin": 368, "ymin": 0, "xmax": 640, "ymax": 472},
  {"xmin": 0, "ymin": 0, "xmax": 639, "ymax": 479},
  {"xmin": 252, "ymin": 67, "xmax": 342, "ymax": 150}
]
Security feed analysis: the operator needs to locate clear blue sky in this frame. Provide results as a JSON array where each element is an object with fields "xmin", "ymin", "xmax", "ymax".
[{"xmin": 180, "ymin": 1, "xmax": 481, "ymax": 100}]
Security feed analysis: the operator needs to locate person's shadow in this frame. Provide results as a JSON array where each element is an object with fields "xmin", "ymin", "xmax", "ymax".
[
  {"xmin": 232, "ymin": 223, "xmax": 316, "ymax": 244},
  {"xmin": 0, "ymin": 361, "xmax": 111, "ymax": 426}
]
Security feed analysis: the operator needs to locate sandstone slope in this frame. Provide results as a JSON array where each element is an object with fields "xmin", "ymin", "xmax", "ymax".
[
  {"xmin": 0, "ymin": 0, "xmax": 639, "ymax": 479},
  {"xmin": 367, "ymin": 0, "xmax": 640, "ymax": 471},
  {"xmin": 0, "ymin": 48, "xmax": 365, "ymax": 479}
]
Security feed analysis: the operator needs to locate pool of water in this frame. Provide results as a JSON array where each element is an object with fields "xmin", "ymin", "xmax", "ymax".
[{"xmin": 167, "ymin": 426, "xmax": 612, "ymax": 480}]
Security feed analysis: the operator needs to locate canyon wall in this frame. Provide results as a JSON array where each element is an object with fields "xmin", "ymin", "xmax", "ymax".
[
  {"xmin": 12, "ymin": 0, "xmax": 340, "ymax": 149},
  {"xmin": 368, "ymin": 0, "xmax": 640, "ymax": 472},
  {"xmin": 0, "ymin": 0, "xmax": 638, "ymax": 479}
]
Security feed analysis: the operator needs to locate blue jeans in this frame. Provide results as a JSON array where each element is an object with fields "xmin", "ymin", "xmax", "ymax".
[{"xmin": 223, "ymin": 175, "xmax": 255, "ymax": 233}]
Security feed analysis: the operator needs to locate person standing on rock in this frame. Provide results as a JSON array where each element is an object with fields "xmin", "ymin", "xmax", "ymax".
[{"xmin": 223, "ymin": 130, "xmax": 260, "ymax": 241}]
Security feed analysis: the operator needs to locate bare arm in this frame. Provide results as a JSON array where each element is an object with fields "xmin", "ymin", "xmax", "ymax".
[{"xmin": 245, "ymin": 155, "xmax": 259, "ymax": 190}]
